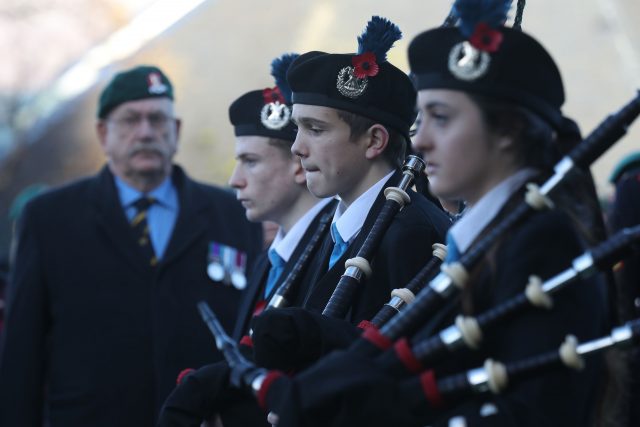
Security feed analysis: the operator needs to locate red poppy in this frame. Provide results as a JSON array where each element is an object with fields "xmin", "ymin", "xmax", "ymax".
[
  {"xmin": 352, "ymin": 52, "xmax": 379, "ymax": 79},
  {"xmin": 262, "ymin": 87, "xmax": 285, "ymax": 105},
  {"xmin": 469, "ymin": 23, "xmax": 503, "ymax": 53}
]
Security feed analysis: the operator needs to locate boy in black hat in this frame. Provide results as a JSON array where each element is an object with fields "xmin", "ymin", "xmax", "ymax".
[
  {"xmin": 226, "ymin": 54, "xmax": 338, "ymax": 343},
  {"xmin": 158, "ymin": 54, "xmax": 338, "ymax": 427},
  {"xmin": 0, "ymin": 65, "xmax": 262, "ymax": 427},
  {"xmin": 249, "ymin": 16, "xmax": 449, "ymax": 371}
]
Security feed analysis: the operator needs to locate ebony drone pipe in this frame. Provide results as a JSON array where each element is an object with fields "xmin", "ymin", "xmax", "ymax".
[
  {"xmin": 322, "ymin": 155, "xmax": 425, "ymax": 319},
  {"xmin": 349, "ymin": 92, "xmax": 640, "ymax": 356}
]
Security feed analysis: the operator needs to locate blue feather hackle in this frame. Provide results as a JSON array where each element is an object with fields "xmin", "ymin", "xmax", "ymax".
[
  {"xmin": 270, "ymin": 53, "xmax": 299, "ymax": 103},
  {"xmin": 453, "ymin": 0, "xmax": 512, "ymax": 37},
  {"xmin": 356, "ymin": 16, "xmax": 402, "ymax": 62}
]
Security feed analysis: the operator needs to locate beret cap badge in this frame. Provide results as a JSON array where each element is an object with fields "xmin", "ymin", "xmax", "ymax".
[
  {"xmin": 448, "ymin": 40, "xmax": 491, "ymax": 81},
  {"xmin": 228, "ymin": 53, "xmax": 298, "ymax": 142},
  {"xmin": 147, "ymin": 72, "xmax": 169, "ymax": 94},
  {"xmin": 447, "ymin": 0, "xmax": 509, "ymax": 81},
  {"xmin": 335, "ymin": 16, "xmax": 401, "ymax": 99},
  {"xmin": 260, "ymin": 87, "xmax": 291, "ymax": 130},
  {"xmin": 97, "ymin": 65, "xmax": 174, "ymax": 119}
]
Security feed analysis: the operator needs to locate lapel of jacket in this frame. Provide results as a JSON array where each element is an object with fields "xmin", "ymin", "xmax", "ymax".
[
  {"xmin": 301, "ymin": 170, "xmax": 402, "ymax": 311},
  {"xmin": 268, "ymin": 200, "xmax": 338, "ymax": 303},
  {"xmin": 232, "ymin": 254, "xmax": 270, "ymax": 340},
  {"xmin": 90, "ymin": 166, "xmax": 151, "ymax": 276},
  {"xmin": 159, "ymin": 166, "xmax": 208, "ymax": 270}
]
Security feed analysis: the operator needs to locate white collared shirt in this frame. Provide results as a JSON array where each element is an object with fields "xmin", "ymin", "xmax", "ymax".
[
  {"xmin": 331, "ymin": 170, "xmax": 395, "ymax": 244},
  {"xmin": 449, "ymin": 168, "xmax": 537, "ymax": 253},
  {"xmin": 269, "ymin": 198, "xmax": 335, "ymax": 262}
]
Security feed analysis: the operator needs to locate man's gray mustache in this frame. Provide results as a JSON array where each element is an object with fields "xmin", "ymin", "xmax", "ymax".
[{"xmin": 129, "ymin": 145, "xmax": 166, "ymax": 156}]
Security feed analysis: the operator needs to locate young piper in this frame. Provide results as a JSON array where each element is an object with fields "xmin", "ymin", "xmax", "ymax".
[
  {"xmin": 407, "ymin": 3, "xmax": 610, "ymax": 424},
  {"xmin": 227, "ymin": 54, "xmax": 337, "ymax": 342},
  {"xmin": 254, "ymin": 2, "xmax": 613, "ymax": 426},
  {"xmin": 249, "ymin": 16, "xmax": 450, "ymax": 371},
  {"xmin": 158, "ymin": 54, "xmax": 335, "ymax": 427}
]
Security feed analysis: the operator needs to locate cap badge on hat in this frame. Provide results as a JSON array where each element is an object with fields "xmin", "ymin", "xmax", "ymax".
[
  {"xmin": 447, "ymin": 0, "xmax": 508, "ymax": 81},
  {"xmin": 448, "ymin": 40, "xmax": 490, "ymax": 81},
  {"xmin": 260, "ymin": 87, "xmax": 291, "ymax": 130},
  {"xmin": 336, "ymin": 52, "xmax": 379, "ymax": 98},
  {"xmin": 335, "ymin": 16, "xmax": 402, "ymax": 99},
  {"xmin": 147, "ymin": 72, "xmax": 168, "ymax": 95}
]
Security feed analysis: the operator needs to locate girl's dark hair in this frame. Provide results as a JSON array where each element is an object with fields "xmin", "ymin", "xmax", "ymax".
[
  {"xmin": 467, "ymin": 94, "xmax": 559, "ymax": 172},
  {"xmin": 468, "ymin": 94, "xmax": 607, "ymax": 247}
]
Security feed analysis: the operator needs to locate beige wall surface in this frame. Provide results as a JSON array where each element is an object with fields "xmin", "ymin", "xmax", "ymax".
[
  {"xmin": 137, "ymin": 0, "xmax": 640, "ymax": 196},
  {"xmin": 1, "ymin": 0, "xmax": 639, "ymax": 251}
]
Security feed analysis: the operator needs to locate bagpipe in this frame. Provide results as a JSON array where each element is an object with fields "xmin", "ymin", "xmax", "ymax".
[
  {"xmin": 238, "ymin": 201, "xmax": 335, "ymax": 344},
  {"xmin": 197, "ymin": 219, "xmax": 640, "ymax": 427},
  {"xmin": 322, "ymin": 154, "xmax": 427, "ymax": 318},
  {"xmin": 375, "ymin": 224, "xmax": 640, "ymax": 376},
  {"xmin": 368, "ymin": 241, "xmax": 447, "ymax": 328},
  {"xmin": 194, "ymin": 92, "xmax": 640, "ymax": 426},
  {"xmin": 349, "ymin": 90, "xmax": 640, "ymax": 357},
  {"xmin": 413, "ymin": 318, "xmax": 640, "ymax": 408},
  {"xmin": 266, "ymin": 210, "xmax": 333, "ymax": 311}
]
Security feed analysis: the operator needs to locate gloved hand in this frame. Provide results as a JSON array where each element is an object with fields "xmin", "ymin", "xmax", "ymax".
[
  {"xmin": 157, "ymin": 361, "xmax": 268, "ymax": 427},
  {"xmin": 251, "ymin": 307, "xmax": 361, "ymax": 371}
]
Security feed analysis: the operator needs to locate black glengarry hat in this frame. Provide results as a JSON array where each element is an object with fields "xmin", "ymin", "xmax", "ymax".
[
  {"xmin": 98, "ymin": 65, "xmax": 173, "ymax": 119},
  {"xmin": 287, "ymin": 16, "xmax": 417, "ymax": 140},
  {"xmin": 228, "ymin": 53, "xmax": 299, "ymax": 142},
  {"xmin": 409, "ymin": 0, "xmax": 566, "ymax": 130}
]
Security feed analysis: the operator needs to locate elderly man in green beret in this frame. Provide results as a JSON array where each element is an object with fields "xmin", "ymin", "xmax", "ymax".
[{"xmin": 0, "ymin": 65, "xmax": 263, "ymax": 427}]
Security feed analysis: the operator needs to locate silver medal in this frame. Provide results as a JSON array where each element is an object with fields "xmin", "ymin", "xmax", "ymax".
[
  {"xmin": 207, "ymin": 262, "xmax": 225, "ymax": 282},
  {"xmin": 231, "ymin": 271, "xmax": 247, "ymax": 290}
]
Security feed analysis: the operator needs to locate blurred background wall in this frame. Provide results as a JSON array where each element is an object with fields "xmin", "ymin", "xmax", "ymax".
[{"xmin": 0, "ymin": 0, "xmax": 638, "ymax": 255}]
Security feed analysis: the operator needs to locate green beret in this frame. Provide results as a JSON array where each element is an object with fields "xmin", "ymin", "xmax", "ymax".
[
  {"xmin": 609, "ymin": 151, "xmax": 640, "ymax": 184},
  {"xmin": 97, "ymin": 65, "xmax": 174, "ymax": 118}
]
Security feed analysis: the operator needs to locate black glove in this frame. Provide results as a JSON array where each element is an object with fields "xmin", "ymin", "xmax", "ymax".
[
  {"xmin": 251, "ymin": 307, "xmax": 361, "ymax": 371},
  {"xmin": 157, "ymin": 361, "xmax": 268, "ymax": 427},
  {"xmin": 264, "ymin": 349, "xmax": 418, "ymax": 427}
]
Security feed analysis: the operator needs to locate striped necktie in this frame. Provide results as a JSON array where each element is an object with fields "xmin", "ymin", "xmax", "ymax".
[{"xmin": 131, "ymin": 196, "xmax": 157, "ymax": 266}]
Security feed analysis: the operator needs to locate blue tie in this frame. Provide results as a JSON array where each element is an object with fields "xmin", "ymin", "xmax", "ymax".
[
  {"xmin": 328, "ymin": 223, "xmax": 349, "ymax": 270},
  {"xmin": 444, "ymin": 231, "xmax": 460, "ymax": 264},
  {"xmin": 264, "ymin": 249, "xmax": 285, "ymax": 298}
]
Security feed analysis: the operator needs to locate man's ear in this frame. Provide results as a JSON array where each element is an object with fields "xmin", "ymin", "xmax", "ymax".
[
  {"xmin": 174, "ymin": 118, "xmax": 182, "ymax": 142},
  {"xmin": 364, "ymin": 124, "xmax": 389, "ymax": 160},
  {"xmin": 96, "ymin": 120, "xmax": 108, "ymax": 150}
]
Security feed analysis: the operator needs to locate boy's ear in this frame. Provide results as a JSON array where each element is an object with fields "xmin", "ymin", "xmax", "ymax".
[{"xmin": 364, "ymin": 124, "xmax": 389, "ymax": 160}]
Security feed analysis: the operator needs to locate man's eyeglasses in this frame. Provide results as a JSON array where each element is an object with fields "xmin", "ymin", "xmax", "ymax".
[{"xmin": 108, "ymin": 113, "xmax": 175, "ymax": 131}]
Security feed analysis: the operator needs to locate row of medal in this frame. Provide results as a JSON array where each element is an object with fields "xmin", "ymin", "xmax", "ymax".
[{"xmin": 206, "ymin": 242, "xmax": 247, "ymax": 290}]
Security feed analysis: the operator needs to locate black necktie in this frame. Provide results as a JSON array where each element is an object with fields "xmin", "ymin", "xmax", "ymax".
[{"xmin": 131, "ymin": 196, "xmax": 157, "ymax": 266}]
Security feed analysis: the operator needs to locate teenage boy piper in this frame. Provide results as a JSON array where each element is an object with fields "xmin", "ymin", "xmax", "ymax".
[
  {"xmin": 158, "ymin": 54, "xmax": 336, "ymax": 427},
  {"xmin": 249, "ymin": 16, "xmax": 450, "ymax": 372}
]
